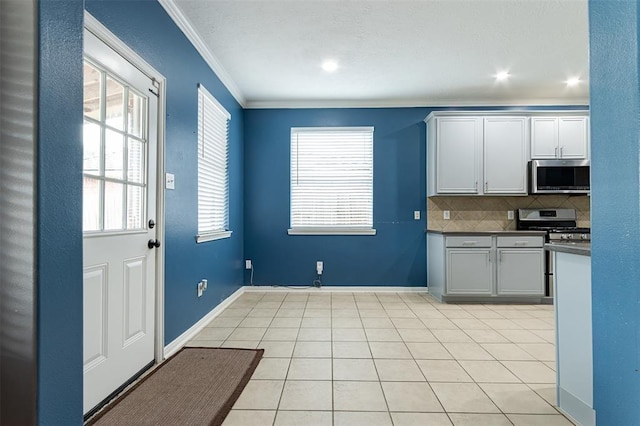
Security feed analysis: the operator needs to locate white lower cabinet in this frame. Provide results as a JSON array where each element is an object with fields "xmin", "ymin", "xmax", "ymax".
[
  {"xmin": 446, "ymin": 249, "xmax": 493, "ymax": 294},
  {"xmin": 428, "ymin": 232, "xmax": 545, "ymax": 301},
  {"xmin": 496, "ymin": 249, "xmax": 544, "ymax": 295}
]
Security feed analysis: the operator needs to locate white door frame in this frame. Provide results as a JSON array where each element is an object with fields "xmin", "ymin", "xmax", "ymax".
[{"xmin": 84, "ymin": 12, "xmax": 167, "ymax": 363}]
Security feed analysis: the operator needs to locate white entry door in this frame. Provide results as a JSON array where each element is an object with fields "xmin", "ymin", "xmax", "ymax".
[{"xmin": 82, "ymin": 29, "xmax": 158, "ymax": 414}]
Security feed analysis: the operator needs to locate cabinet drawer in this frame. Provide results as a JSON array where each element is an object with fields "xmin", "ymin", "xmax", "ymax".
[
  {"xmin": 446, "ymin": 236, "xmax": 492, "ymax": 248},
  {"xmin": 497, "ymin": 236, "xmax": 544, "ymax": 248}
]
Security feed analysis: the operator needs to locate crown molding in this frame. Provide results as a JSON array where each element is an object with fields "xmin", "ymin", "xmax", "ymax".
[
  {"xmin": 158, "ymin": 0, "xmax": 246, "ymax": 107},
  {"xmin": 245, "ymin": 97, "xmax": 590, "ymax": 109}
]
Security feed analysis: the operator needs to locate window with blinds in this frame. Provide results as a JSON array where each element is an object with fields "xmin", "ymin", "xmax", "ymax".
[
  {"xmin": 196, "ymin": 84, "xmax": 231, "ymax": 242},
  {"xmin": 289, "ymin": 127, "xmax": 375, "ymax": 235}
]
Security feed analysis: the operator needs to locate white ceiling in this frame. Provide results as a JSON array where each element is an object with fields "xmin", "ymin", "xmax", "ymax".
[{"xmin": 165, "ymin": 0, "xmax": 589, "ymax": 108}]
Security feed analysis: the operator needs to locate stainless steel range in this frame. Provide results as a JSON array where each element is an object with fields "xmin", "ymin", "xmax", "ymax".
[{"xmin": 516, "ymin": 208, "xmax": 591, "ymax": 297}]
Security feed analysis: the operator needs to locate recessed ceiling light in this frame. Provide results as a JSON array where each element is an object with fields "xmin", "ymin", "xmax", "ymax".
[
  {"xmin": 495, "ymin": 71, "xmax": 510, "ymax": 81},
  {"xmin": 566, "ymin": 77, "xmax": 581, "ymax": 86},
  {"xmin": 322, "ymin": 60, "xmax": 338, "ymax": 72}
]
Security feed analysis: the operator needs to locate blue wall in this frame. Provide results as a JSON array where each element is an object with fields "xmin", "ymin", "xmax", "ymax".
[
  {"xmin": 589, "ymin": 1, "xmax": 640, "ymax": 424},
  {"xmin": 38, "ymin": 1, "xmax": 84, "ymax": 423},
  {"xmin": 85, "ymin": 0, "xmax": 245, "ymax": 344},
  {"xmin": 243, "ymin": 108, "xmax": 428, "ymax": 286}
]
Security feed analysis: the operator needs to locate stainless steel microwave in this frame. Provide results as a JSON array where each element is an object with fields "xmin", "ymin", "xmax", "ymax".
[{"xmin": 529, "ymin": 159, "xmax": 590, "ymax": 194}]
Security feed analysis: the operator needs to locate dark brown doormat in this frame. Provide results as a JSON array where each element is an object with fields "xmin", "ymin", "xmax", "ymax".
[{"xmin": 86, "ymin": 347, "xmax": 263, "ymax": 426}]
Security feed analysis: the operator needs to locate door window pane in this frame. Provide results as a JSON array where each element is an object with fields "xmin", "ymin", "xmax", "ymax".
[
  {"xmin": 127, "ymin": 138, "xmax": 144, "ymax": 183},
  {"xmin": 83, "ymin": 59, "xmax": 148, "ymax": 233},
  {"xmin": 83, "ymin": 120, "xmax": 101, "ymax": 175},
  {"xmin": 104, "ymin": 181, "xmax": 124, "ymax": 230},
  {"xmin": 105, "ymin": 129, "xmax": 124, "ymax": 180},
  {"xmin": 127, "ymin": 185, "xmax": 143, "ymax": 229},
  {"xmin": 128, "ymin": 92, "xmax": 145, "ymax": 138},
  {"xmin": 83, "ymin": 63, "xmax": 101, "ymax": 121},
  {"xmin": 83, "ymin": 177, "xmax": 101, "ymax": 231},
  {"xmin": 106, "ymin": 77, "xmax": 124, "ymax": 130}
]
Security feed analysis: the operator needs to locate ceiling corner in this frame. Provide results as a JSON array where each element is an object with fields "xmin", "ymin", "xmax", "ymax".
[{"xmin": 157, "ymin": 0, "xmax": 247, "ymax": 108}]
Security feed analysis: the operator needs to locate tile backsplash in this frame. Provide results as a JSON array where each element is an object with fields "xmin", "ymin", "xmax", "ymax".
[{"xmin": 427, "ymin": 195, "xmax": 590, "ymax": 231}]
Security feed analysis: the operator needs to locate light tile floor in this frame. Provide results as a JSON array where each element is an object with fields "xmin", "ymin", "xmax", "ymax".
[{"xmin": 187, "ymin": 291, "xmax": 573, "ymax": 426}]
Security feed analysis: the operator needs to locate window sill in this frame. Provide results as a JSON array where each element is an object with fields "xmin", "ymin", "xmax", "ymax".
[
  {"xmin": 288, "ymin": 228, "xmax": 376, "ymax": 236},
  {"xmin": 196, "ymin": 230, "xmax": 232, "ymax": 243}
]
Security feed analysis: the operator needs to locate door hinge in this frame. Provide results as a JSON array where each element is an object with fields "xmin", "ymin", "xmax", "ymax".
[{"xmin": 149, "ymin": 78, "xmax": 160, "ymax": 97}]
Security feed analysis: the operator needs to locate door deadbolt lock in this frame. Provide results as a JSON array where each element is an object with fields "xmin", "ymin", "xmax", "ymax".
[{"xmin": 148, "ymin": 219, "xmax": 156, "ymax": 229}]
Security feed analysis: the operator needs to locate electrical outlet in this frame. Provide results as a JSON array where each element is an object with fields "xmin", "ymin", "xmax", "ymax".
[
  {"xmin": 316, "ymin": 261, "xmax": 323, "ymax": 275},
  {"xmin": 443, "ymin": 210, "xmax": 451, "ymax": 220},
  {"xmin": 414, "ymin": 210, "xmax": 420, "ymax": 220},
  {"xmin": 507, "ymin": 210, "xmax": 515, "ymax": 220},
  {"xmin": 245, "ymin": 259, "xmax": 252, "ymax": 269}
]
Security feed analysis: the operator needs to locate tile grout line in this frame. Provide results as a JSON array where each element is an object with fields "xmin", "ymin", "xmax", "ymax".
[
  {"xmin": 271, "ymin": 293, "xmax": 309, "ymax": 425},
  {"xmin": 356, "ymin": 293, "xmax": 392, "ymax": 423}
]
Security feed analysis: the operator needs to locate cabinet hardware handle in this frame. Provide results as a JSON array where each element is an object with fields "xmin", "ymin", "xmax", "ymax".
[
  {"xmin": 555, "ymin": 146, "xmax": 558, "ymax": 158},
  {"xmin": 515, "ymin": 241, "xmax": 528, "ymax": 246},
  {"xmin": 485, "ymin": 182, "xmax": 488, "ymax": 191},
  {"xmin": 475, "ymin": 181, "xmax": 478, "ymax": 191},
  {"xmin": 462, "ymin": 241, "xmax": 477, "ymax": 246},
  {"xmin": 560, "ymin": 146, "xmax": 564, "ymax": 158},
  {"xmin": 487, "ymin": 253, "xmax": 491, "ymax": 263}
]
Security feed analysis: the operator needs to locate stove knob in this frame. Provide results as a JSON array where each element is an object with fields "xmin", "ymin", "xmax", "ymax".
[
  {"xmin": 581, "ymin": 234, "xmax": 589, "ymax": 240},
  {"xmin": 561, "ymin": 234, "xmax": 569, "ymax": 240}
]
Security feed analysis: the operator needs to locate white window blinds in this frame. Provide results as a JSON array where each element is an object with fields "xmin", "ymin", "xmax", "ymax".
[
  {"xmin": 290, "ymin": 127, "xmax": 374, "ymax": 235},
  {"xmin": 197, "ymin": 84, "xmax": 231, "ymax": 242}
]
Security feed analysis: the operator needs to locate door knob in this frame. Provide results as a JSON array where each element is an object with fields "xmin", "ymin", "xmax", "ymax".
[{"xmin": 148, "ymin": 239, "xmax": 161, "ymax": 249}]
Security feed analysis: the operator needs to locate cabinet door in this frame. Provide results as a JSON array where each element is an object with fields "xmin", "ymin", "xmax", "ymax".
[
  {"xmin": 446, "ymin": 249, "xmax": 493, "ymax": 295},
  {"xmin": 496, "ymin": 249, "xmax": 544, "ymax": 295},
  {"xmin": 436, "ymin": 117, "xmax": 481, "ymax": 194},
  {"xmin": 483, "ymin": 117, "xmax": 528, "ymax": 194},
  {"xmin": 558, "ymin": 117, "xmax": 589, "ymax": 159},
  {"xmin": 531, "ymin": 117, "xmax": 559, "ymax": 159}
]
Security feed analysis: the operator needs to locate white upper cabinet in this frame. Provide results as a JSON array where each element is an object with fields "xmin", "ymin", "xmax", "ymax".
[
  {"xmin": 426, "ymin": 111, "xmax": 589, "ymax": 197},
  {"xmin": 558, "ymin": 117, "xmax": 589, "ymax": 159},
  {"xmin": 483, "ymin": 117, "xmax": 528, "ymax": 194},
  {"xmin": 531, "ymin": 115, "xmax": 589, "ymax": 159},
  {"xmin": 432, "ymin": 117, "xmax": 481, "ymax": 194},
  {"xmin": 531, "ymin": 117, "xmax": 559, "ymax": 158}
]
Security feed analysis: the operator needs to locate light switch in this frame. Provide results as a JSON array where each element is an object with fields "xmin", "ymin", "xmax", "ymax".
[
  {"xmin": 166, "ymin": 173, "xmax": 175, "ymax": 190},
  {"xmin": 414, "ymin": 211, "xmax": 421, "ymax": 220}
]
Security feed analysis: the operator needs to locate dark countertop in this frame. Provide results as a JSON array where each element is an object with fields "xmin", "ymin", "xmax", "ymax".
[
  {"xmin": 426, "ymin": 229, "xmax": 547, "ymax": 236},
  {"xmin": 545, "ymin": 242, "xmax": 591, "ymax": 256}
]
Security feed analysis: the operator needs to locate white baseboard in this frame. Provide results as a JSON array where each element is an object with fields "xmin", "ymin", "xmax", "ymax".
[
  {"xmin": 163, "ymin": 286, "xmax": 245, "ymax": 358},
  {"xmin": 243, "ymin": 286, "xmax": 428, "ymax": 293}
]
